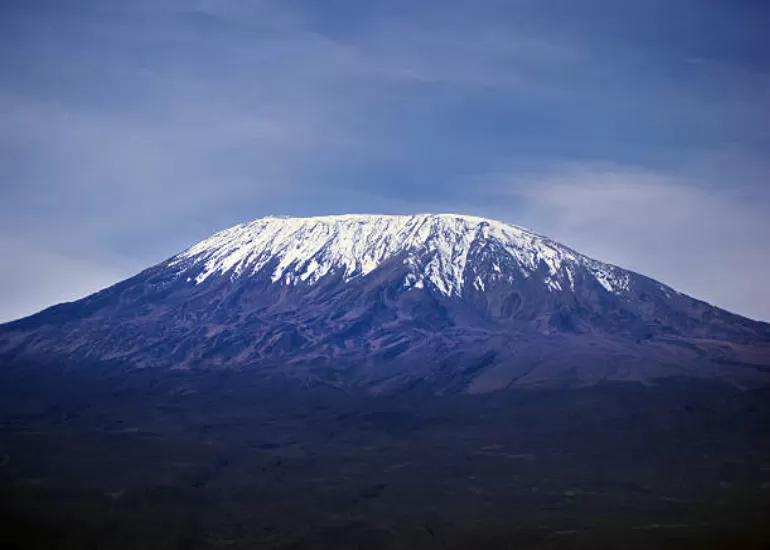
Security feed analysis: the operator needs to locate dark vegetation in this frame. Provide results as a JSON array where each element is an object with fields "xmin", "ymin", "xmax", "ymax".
[{"xmin": 1, "ymin": 363, "xmax": 769, "ymax": 549}]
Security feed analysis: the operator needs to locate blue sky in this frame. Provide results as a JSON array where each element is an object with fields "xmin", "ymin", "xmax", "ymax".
[{"xmin": 1, "ymin": 0, "xmax": 769, "ymax": 321}]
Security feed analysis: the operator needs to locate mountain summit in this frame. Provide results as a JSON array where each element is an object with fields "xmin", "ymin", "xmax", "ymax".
[
  {"xmin": 172, "ymin": 214, "xmax": 630, "ymax": 296},
  {"xmin": 2, "ymin": 214, "xmax": 769, "ymax": 392}
]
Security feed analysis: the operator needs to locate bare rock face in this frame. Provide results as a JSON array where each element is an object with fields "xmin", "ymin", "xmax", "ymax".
[{"xmin": 1, "ymin": 213, "xmax": 769, "ymax": 392}]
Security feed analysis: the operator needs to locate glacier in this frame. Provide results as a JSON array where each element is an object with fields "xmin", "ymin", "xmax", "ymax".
[{"xmin": 171, "ymin": 213, "xmax": 632, "ymax": 296}]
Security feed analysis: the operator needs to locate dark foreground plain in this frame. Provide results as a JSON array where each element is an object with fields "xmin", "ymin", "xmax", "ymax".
[{"xmin": 1, "ymin": 364, "xmax": 769, "ymax": 549}]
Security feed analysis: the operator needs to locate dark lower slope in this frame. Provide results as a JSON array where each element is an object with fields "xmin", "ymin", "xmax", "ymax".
[
  {"xmin": 1, "ymin": 364, "xmax": 769, "ymax": 549},
  {"xmin": 1, "ymin": 256, "xmax": 770, "ymax": 392}
]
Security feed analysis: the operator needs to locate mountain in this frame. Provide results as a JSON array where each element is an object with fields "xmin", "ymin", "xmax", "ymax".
[{"xmin": 1, "ymin": 213, "xmax": 769, "ymax": 392}]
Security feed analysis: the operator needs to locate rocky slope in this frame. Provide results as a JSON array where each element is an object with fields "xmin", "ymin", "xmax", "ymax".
[{"xmin": 1, "ymin": 214, "xmax": 769, "ymax": 392}]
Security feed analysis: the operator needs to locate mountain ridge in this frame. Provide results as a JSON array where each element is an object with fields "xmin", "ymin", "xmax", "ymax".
[
  {"xmin": 1, "ymin": 213, "xmax": 769, "ymax": 393},
  {"xmin": 169, "ymin": 213, "xmax": 633, "ymax": 296}
]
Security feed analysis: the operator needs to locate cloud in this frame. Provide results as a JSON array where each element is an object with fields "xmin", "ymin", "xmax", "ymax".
[
  {"xmin": 506, "ymin": 164, "xmax": 770, "ymax": 321},
  {"xmin": 0, "ymin": 0, "xmax": 768, "ymax": 322},
  {"xmin": 0, "ymin": 235, "xmax": 130, "ymax": 323}
]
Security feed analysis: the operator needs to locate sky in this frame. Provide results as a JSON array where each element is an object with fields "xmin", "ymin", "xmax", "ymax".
[{"xmin": 1, "ymin": 0, "xmax": 769, "ymax": 322}]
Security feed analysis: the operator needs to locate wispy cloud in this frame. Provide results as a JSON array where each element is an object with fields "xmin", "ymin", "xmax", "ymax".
[
  {"xmin": 503, "ymin": 162, "xmax": 770, "ymax": 321},
  {"xmin": 0, "ymin": 234, "xmax": 130, "ymax": 323}
]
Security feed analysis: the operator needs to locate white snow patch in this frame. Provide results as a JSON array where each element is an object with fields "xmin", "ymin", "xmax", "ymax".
[
  {"xmin": 474, "ymin": 276, "xmax": 485, "ymax": 291},
  {"xmin": 171, "ymin": 214, "xmax": 633, "ymax": 296}
]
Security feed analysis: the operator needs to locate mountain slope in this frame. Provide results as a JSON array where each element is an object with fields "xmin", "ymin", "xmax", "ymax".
[{"xmin": 1, "ymin": 214, "xmax": 769, "ymax": 392}]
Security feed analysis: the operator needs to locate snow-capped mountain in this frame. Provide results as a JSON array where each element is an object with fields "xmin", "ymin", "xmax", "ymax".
[
  {"xmin": 2, "ymin": 214, "xmax": 769, "ymax": 393},
  {"xmin": 172, "ymin": 214, "xmax": 630, "ymax": 296}
]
